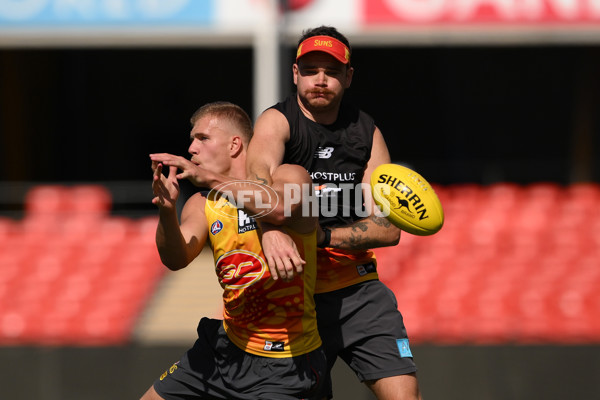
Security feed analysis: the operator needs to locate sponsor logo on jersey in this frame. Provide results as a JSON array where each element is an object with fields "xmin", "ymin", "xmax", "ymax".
[
  {"xmin": 310, "ymin": 171, "xmax": 356, "ymax": 182},
  {"xmin": 314, "ymin": 184, "xmax": 343, "ymax": 197},
  {"xmin": 210, "ymin": 220, "xmax": 223, "ymax": 235},
  {"xmin": 264, "ymin": 340, "xmax": 285, "ymax": 352},
  {"xmin": 217, "ymin": 249, "xmax": 267, "ymax": 289},
  {"xmin": 356, "ymin": 262, "xmax": 377, "ymax": 276},
  {"xmin": 238, "ymin": 210, "xmax": 257, "ymax": 234},
  {"xmin": 314, "ymin": 146, "xmax": 334, "ymax": 159},
  {"xmin": 285, "ymin": 182, "xmax": 372, "ymax": 218}
]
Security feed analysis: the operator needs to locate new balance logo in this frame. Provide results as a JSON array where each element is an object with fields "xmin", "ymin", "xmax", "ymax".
[{"xmin": 314, "ymin": 147, "xmax": 334, "ymax": 159}]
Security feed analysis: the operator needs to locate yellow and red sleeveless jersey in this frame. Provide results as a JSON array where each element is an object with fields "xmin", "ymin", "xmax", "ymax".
[
  {"xmin": 205, "ymin": 192, "xmax": 321, "ymax": 358},
  {"xmin": 315, "ymin": 248, "xmax": 378, "ymax": 294}
]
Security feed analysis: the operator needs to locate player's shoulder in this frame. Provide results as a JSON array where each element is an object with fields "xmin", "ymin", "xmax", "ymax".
[
  {"xmin": 254, "ymin": 107, "xmax": 290, "ymax": 140},
  {"xmin": 186, "ymin": 191, "xmax": 208, "ymax": 208},
  {"xmin": 273, "ymin": 164, "xmax": 311, "ymax": 185},
  {"xmin": 180, "ymin": 191, "xmax": 210, "ymax": 224},
  {"xmin": 257, "ymin": 107, "xmax": 287, "ymax": 124}
]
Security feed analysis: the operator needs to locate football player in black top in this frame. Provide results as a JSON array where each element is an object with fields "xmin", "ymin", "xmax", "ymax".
[{"xmin": 247, "ymin": 26, "xmax": 422, "ymax": 400}]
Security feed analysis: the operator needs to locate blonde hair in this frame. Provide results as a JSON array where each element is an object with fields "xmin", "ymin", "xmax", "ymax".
[{"xmin": 190, "ymin": 102, "xmax": 253, "ymax": 145}]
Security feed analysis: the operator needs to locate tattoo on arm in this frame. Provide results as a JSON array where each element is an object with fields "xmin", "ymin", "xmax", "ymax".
[
  {"xmin": 337, "ymin": 216, "xmax": 393, "ymax": 249},
  {"xmin": 254, "ymin": 174, "xmax": 268, "ymax": 185},
  {"xmin": 371, "ymin": 215, "xmax": 392, "ymax": 228},
  {"xmin": 353, "ymin": 221, "xmax": 369, "ymax": 232},
  {"xmin": 339, "ymin": 220, "xmax": 369, "ymax": 248}
]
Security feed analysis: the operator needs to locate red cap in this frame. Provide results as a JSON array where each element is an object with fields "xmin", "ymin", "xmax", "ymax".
[{"xmin": 296, "ymin": 35, "xmax": 350, "ymax": 65}]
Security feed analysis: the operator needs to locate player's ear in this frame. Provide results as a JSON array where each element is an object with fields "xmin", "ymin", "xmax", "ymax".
[
  {"xmin": 292, "ymin": 63, "xmax": 299, "ymax": 85},
  {"xmin": 229, "ymin": 135, "xmax": 243, "ymax": 157},
  {"xmin": 345, "ymin": 66, "xmax": 354, "ymax": 89}
]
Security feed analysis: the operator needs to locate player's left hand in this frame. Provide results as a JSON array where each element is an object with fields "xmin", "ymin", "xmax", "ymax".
[{"xmin": 150, "ymin": 153, "xmax": 213, "ymax": 187}]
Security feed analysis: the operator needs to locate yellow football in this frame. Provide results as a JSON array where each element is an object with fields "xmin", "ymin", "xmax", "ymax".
[{"xmin": 370, "ymin": 163, "xmax": 444, "ymax": 236}]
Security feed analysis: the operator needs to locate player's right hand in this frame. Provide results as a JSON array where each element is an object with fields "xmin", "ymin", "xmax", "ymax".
[
  {"xmin": 151, "ymin": 159, "xmax": 180, "ymax": 210},
  {"xmin": 260, "ymin": 226, "xmax": 305, "ymax": 281}
]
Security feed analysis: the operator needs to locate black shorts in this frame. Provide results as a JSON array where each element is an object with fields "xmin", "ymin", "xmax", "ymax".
[
  {"xmin": 314, "ymin": 280, "xmax": 417, "ymax": 396},
  {"xmin": 153, "ymin": 318, "xmax": 326, "ymax": 400}
]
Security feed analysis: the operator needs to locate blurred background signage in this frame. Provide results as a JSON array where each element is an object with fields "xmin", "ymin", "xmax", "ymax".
[
  {"xmin": 0, "ymin": 0, "xmax": 213, "ymax": 25},
  {"xmin": 1, "ymin": 0, "xmax": 599, "ymax": 28},
  {"xmin": 363, "ymin": 0, "xmax": 600, "ymax": 24}
]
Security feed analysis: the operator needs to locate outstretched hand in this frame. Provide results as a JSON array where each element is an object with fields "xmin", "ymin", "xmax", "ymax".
[
  {"xmin": 150, "ymin": 153, "xmax": 215, "ymax": 188},
  {"xmin": 151, "ymin": 160, "xmax": 180, "ymax": 210}
]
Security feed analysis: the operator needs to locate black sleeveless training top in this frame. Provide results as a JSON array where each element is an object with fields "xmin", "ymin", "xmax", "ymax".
[{"xmin": 271, "ymin": 94, "xmax": 376, "ymax": 228}]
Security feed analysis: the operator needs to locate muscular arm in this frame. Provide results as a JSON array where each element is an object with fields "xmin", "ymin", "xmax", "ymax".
[
  {"xmin": 262, "ymin": 164, "xmax": 316, "ymax": 233},
  {"xmin": 257, "ymin": 164, "xmax": 318, "ymax": 280},
  {"xmin": 246, "ymin": 109, "xmax": 309, "ymax": 280},
  {"xmin": 326, "ymin": 214, "xmax": 398, "ymax": 250},
  {"xmin": 203, "ymin": 165, "xmax": 312, "ymax": 230},
  {"xmin": 184, "ymin": 163, "xmax": 314, "ymax": 231},
  {"xmin": 246, "ymin": 108, "xmax": 289, "ymax": 185},
  {"xmin": 150, "ymin": 151, "xmax": 307, "ymax": 229},
  {"xmin": 326, "ymin": 127, "xmax": 401, "ymax": 250},
  {"xmin": 156, "ymin": 193, "xmax": 209, "ymax": 270},
  {"xmin": 224, "ymin": 164, "xmax": 318, "ymax": 281},
  {"xmin": 152, "ymin": 161, "xmax": 208, "ymax": 271}
]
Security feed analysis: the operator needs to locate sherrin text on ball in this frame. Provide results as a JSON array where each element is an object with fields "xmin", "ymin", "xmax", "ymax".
[{"xmin": 370, "ymin": 163, "xmax": 444, "ymax": 236}]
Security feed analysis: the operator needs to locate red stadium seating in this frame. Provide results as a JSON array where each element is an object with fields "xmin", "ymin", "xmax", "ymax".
[
  {"xmin": 0, "ymin": 185, "xmax": 164, "ymax": 346},
  {"xmin": 1, "ymin": 182, "xmax": 599, "ymax": 345},
  {"xmin": 376, "ymin": 182, "xmax": 600, "ymax": 345}
]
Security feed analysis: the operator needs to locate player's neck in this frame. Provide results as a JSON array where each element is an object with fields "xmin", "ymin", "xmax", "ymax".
[{"xmin": 228, "ymin": 155, "xmax": 247, "ymax": 181}]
